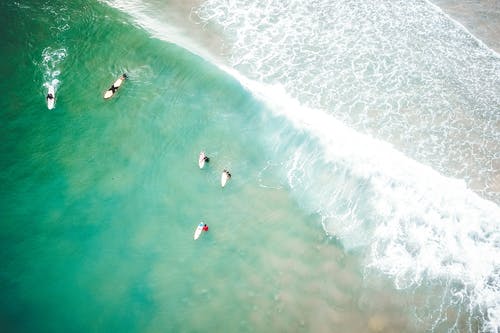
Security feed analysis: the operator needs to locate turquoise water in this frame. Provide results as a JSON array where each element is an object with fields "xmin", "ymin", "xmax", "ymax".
[{"xmin": 1, "ymin": 0, "xmax": 499, "ymax": 332}]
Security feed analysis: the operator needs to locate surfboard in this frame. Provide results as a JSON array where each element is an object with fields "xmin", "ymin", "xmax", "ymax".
[
  {"xmin": 46, "ymin": 86, "xmax": 55, "ymax": 110},
  {"xmin": 194, "ymin": 222, "xmax": 204, "ymax": 240},
  {"xmin": 104, "ymin": 73, "xmax": 127, "ymax": 99},
  {"xmin": 198, "ymin": 151, "xmax": 207, "ymax": 169},
  {"xmin": 221, "ymin": 170, "xmax": 231, "ymax": 187}
]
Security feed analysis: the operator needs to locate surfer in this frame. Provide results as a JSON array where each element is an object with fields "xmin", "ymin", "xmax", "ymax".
[
  {"xmin": 110, "ymin": 73, "xmax": 127, "ymax": 91},
  {"xmin": 198, "ymin": 151, "xmax": 210, "ymax": 169},
  {"xmin": 221, "ymin": 169, "xmax": 232, "ymax": 187},
  {"xmin": 46, "ymin": 88, "xmax": 55, "ymax": 110},
  {"xmin": 203, "ymin": 224, "xmax": 208, "ymax": 232},
  {"xmin": 104, "ymin": 73, "xmax": 127, "ymax": 99}
]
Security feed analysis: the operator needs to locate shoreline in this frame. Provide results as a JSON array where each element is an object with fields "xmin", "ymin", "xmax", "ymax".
[
  {"xmin": 429, "ymin": 0, "xmax": 500, "ymax": 55},
  {"xmin": 155, "ymin": 0, "xmax": 500, "ymax": 62}
]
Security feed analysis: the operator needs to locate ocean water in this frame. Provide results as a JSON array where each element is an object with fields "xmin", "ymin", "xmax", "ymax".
[{"xmin": 0, "ymin": 0, "xmax": 499, "ymax": 332}]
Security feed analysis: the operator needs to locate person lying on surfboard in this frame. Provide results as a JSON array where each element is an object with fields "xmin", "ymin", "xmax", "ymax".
[
  {"xmin": 198, "ymin": 151, "xmax": 210, "ymax": 169},
  {"xmin": 110, "ymin": 73, "xmax": 127, "ymax": 91},
  {"xmin": 104, "ymin": 73, "xmax": 127, "ymax": 99},
  {"xmin": 223, "ymin": 170, "xmax": 231, "ymax": 179},
  {"xmin": 46, "ymin": 93, "xmax": 54, "ymax": 100}
]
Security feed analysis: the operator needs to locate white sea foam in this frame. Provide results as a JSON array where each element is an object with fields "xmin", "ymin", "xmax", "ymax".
[
  {"xmin": 244, "ymin": 80, "xmax": 500, "ymax": 333},
  {"xmin": 37, "ymin": 1, "xmax": 74, "ymax": 100},
  {"xmin": 41, "ymin": 47, "xmax": 67, "ymax": 93},
  {"xmin": 195, "ymin": 0, "xmax": 500, "ymax": 204}
]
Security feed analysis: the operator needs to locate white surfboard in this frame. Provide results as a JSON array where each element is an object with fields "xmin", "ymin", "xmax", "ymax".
[
  {"xmin": 194, "ymin": 222, "xmax": 204, "ymax": 240},
  {"xmin": 46, "ymin": 86, "xmax": 55, "ymax": 110},
  {"xmin": 198, "ymin": 151, "xmax": 208, "ymax": 169},
  {"xmin": 104, "ymin": 73, "xmax": 127, "ymax": 99},
  {"xmin": 221, "ymin": 170, "xmax": 231, "ymax": 187}
]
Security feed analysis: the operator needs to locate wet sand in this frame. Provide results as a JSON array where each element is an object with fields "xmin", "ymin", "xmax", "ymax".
[{"xmin": 430, "ymin": 0, "xmax": 500, "ymax": 54}]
